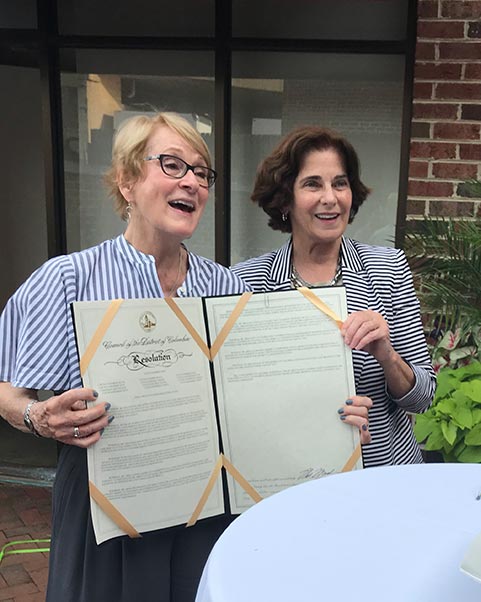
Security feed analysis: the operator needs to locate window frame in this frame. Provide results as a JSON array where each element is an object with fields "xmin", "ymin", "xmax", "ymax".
[{"xmin": 0, "ymin": 0, "xmax": 418, "ymax": 264}]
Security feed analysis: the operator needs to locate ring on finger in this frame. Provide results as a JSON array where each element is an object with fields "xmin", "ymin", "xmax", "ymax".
[{"xmin": 73, "ymin": 426, "xmax": 81, "ymax": 438}]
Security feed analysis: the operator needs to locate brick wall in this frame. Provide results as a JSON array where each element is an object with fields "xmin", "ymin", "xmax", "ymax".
[{"xmin": 409, "ymin": 0, "xmax": 481, "ymax": 219}]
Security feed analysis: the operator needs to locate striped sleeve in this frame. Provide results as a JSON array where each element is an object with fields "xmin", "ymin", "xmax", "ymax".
[
  {"xmin": 388, "ymin": 249, "xmax": 436, "ymax": 413},
  {"xmin": 231, "ymin": 250, "xmax": 284, "ymax": 292},
  {"xmin": 205, "ymin": 263, "xmax": 250, "ymax": 296},
  {"xmin": 187, "ymin": 254, "xmax": 250, "ymax": 296},
  {"xmin": 0, "ymin": 256, "xmax": 77, "ymax": 391}
]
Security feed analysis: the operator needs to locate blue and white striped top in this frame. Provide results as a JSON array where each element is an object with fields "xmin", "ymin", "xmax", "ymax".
[
  {"xmin": 231, "ymin": 237, "xmax": 436, "ymax": 467},
  {"xmin": 0, "ymin": 235, "xmax": 248, "ymax": 392}
]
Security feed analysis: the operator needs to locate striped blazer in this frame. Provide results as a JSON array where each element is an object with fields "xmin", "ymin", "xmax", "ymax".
[{"xmin": 231, "ymin": 237, "xmax": 436, "ymax": 467}]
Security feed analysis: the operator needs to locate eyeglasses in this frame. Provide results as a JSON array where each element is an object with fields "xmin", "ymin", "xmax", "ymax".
[{"xmin": 144, "ymin": 154, "xmax": 217, "ymax": 188}]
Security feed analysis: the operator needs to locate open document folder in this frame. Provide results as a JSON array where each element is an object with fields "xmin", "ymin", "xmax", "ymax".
[{"xmin": 72, "ymin": 286, "xmax": 361, "ymax": 544}]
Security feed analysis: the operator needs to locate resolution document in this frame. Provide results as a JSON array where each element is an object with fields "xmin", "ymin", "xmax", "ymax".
[
  {"xmin": 206, "ymin": 288, "xmax": 358, "ymax": 513},
  {"xmin": 72, "ymin": 286, "xmax": 359, "ymax": 544}
]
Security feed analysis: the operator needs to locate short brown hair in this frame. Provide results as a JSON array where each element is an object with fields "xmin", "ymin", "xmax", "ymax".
[
  {"xmin": 104, "ymin": 112, "xmax": 212, "ymax": 220},
  {"xmin": 251, "ymin": 126, "xmax": 371, "ymax": 233}
]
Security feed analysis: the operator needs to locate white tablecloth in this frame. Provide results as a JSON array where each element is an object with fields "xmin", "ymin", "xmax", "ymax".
[{"xmin": 196, "ymin": 463, "xmax": 481, "ymax": 602}]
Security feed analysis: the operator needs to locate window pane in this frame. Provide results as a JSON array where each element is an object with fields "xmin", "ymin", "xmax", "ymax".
[
  {"xmin": 0, "ymin": 65, "xmax": 47, "ymax": 307},
  {"xmin": 0, "ymin": 64, "xmax": 57, "ymax": 470},
  {"xmin": 61, "ymin": 49, "xmax": 215, "ymax": 259},
  {"xmin": 233, "ymin": 0, "xmax": 408, "ymax": 40},
  {"xmin": 0, "ymin": 0, "xmax": 37, "ymax": 28},
  {"xmin": 58, "ymin": 0, "xmax": 214, "ymax": 36},
  {"xmin": 231, "ymin": 52, "xmax": 405, "ymax": 264}
]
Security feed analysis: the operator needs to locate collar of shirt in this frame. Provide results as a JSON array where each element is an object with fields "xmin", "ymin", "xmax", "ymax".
[
  {"xmin": 270, "ymin": 236, "xmax": 365, "ymax": 289},
  {"xmin": 114, "ymin": 234, "xmax": 212, "ymax": 298}
]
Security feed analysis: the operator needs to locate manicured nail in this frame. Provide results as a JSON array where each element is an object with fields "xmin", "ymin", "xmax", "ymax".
[
  {"xmin": 104, "ymin": 403, "xmax": 111, "ymax": 411},
  {"xmin": 340, "ymin": 415, "xmax": 346, "ymax": 421},
  {"xmin": 93, "ymin": 390, "xmax": 99, "ymax": 398},
  {"xmin": 346, "ymin": 399, "xmax": 353, "ymax": 405},
  {"xmin": 100, "ymin": 428, "xmax": 105, "ymax": 436},
  {"xmin": 337, "ymin": 408, "xmax": 344, "ymax": 414},
  {"xmin": 362, "ymin": 424, "xmax": 368, "ymax": 431},
  {"xmin": 108, "ymin": 415, "xmax": 115, "ymax": 424}
]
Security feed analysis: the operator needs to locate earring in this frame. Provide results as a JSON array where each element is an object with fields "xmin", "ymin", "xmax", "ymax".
[
  {"xmin": 125, "ymin": 202, "xmax": 132, "ymax": 222},
  {"xmin": 282, "ymin": 212, "xmax": 288, "ymax": 222}
]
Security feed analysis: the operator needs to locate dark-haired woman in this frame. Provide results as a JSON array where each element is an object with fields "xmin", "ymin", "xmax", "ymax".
[{"xmin": 232, "ymin": 126, "xmax": 435, "ymax": 466}]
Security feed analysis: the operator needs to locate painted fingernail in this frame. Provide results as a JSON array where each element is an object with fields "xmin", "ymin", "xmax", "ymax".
[
  {"xmin": 93, "ymin": 390, "xmax": 99, "ymax": 398},
  {"xmin": 100, "ymin": 428, "xmax": 105, "ymax": 436},
  {"xmin": 108, "ymin": 415, "xmax": 115, "ymax": 424},
  {"xmin": 362, "ymin": 424, "xmax": 368, "ymax": 431},
  {"xmin": 104, "ymin": 403, "xmax": 111, "ymax": 411},
  {"xmin": 346, "ymin": 399, "xmax": 353, "ymax": 405},
  {"xmin": 338, "ymin": 408, "xmax": 344, "ymax": 414},
  {"xmin": 340, "ymin": 415, "xmax": 346, "ymax": 421}
]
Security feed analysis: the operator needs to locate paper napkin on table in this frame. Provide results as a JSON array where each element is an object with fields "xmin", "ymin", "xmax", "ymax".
[{"xmin": 461, "ymin": 531, "xmax": 481, "ymax": 584}]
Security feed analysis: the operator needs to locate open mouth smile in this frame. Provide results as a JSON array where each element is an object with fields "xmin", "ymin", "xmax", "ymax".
[
  {"xmin": 315, "ymin": 213, "xmax": 339, "ymax": 221},
  {"xmin": 168, "ymin": 200, "xmax": 195, "ymax": 213}
]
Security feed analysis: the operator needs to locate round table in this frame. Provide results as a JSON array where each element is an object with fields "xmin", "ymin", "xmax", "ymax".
[{"xmin": 196, "ymin": 464, "xmax": 481, "ymax": 602}]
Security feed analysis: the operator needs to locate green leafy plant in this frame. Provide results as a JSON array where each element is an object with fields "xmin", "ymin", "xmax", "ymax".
[
  {"xmin": 406, "ymin": 183, "xmax": 481, "ymax": 461},
  {"xmin": 404, "ymin": 210, "xmax": 481, "ymax": 370},
  {"xmin": 405, "ymin": 216, "xmax": 481, "ymax": 332},
  {"xmin": 414, "ymin": 361, "xmax": 481, "ymax": 462},
  {"xmin": 429, "ymin": 326, "xmax": 481, "ymax": 372}
]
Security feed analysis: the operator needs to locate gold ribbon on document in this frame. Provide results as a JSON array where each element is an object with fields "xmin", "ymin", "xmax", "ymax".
[
  {"xmin": 209, "ymin": 292, "xmax": 253, "ymax": 359},
  {"xmin": 296, "ymin": 287, "xmax": 344, "ymax": 329},
  {"xmin": 79, "ymin": 299, "xmax": 124, "ymax": 376},
  {"xmin": 89, "ymin": 481, "xmax": 141, "ymax": 539},
  {"xmin": 163, "ymin": 297, "xmax": 211, "ymax": 359},
  {"xmin": 186, "ymin": 454, "xmax": 263, "ymax": 527},
  {"xmin": 165, "ymin": 292, "xmax": 253, "ymax": 361},
  {"xmin": 222, "ymin": 455, "xmax": 263, "ymax": 503},
  {"xmin": 186, "ymin": 455, "xmax": 225, "ymax": 527},
  {"xmin": 341, "ymin": 442, "xmax": 362, "ymax": 472}
]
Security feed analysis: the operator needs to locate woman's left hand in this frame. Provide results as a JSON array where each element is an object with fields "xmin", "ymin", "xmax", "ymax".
[
  {"xmin": 338, "ymin": 395, "xmax": 373, "ymax": 444},
  {"xmin": 341, "ymin": 309, "xmax": 394, "ymax": 364}
]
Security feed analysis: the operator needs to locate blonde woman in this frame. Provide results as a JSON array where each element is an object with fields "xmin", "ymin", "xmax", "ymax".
[{"xmin": 0, "ymin": 113, "xmax": 247, "ymax": 602}]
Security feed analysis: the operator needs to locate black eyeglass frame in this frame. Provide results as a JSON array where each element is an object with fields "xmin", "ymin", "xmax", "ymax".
[{"xmin": 144, "ymin": 154, "xmax": 217, "ymax": 188}]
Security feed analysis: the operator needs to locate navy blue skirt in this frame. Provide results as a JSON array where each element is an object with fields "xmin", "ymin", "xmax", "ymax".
[{"xmin": 47, "ymin": 445, "xmax": 234, "ymax": 602}]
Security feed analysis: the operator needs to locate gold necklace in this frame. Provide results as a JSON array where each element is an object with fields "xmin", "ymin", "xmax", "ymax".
[{"xmin": 166, "ymin": 247, "xmax": 185, "ymax": 297}]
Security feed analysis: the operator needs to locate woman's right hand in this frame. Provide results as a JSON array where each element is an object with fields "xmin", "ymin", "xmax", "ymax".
[{"xmin": 29, "ymin": 388, "xmax": 112, "ymax": 448}]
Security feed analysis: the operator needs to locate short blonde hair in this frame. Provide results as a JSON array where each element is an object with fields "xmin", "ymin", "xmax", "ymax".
[{"xmin": 104, "ymin": 112, "xmax": 212, "ymax": 219}]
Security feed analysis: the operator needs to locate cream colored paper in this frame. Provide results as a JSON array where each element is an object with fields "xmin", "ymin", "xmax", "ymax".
[
  {"xmin": 73, "ymin": 298, "xmax": 223, "ymax": 544},
  {"xmin": 73, "ymin": 288, "xmax": 360, "ymax": 543},
  {"xmin": 205, "ymin": 286, "xmax": 360, "ymax": 514},
  {"xmin": 186, "ymin": 453, "xmax": 262, "ymax": 527},
  {"xmin": 88, "ymin": 481, "xmax": 141, "ymax": 539}
]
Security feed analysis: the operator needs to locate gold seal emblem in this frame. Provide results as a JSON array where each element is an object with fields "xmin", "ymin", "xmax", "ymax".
[{"xmin": 139, "ymin": 311, "xmax": 156, "ymax": 332}]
